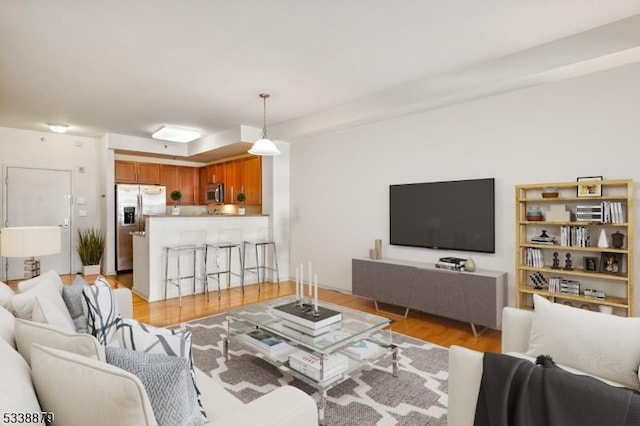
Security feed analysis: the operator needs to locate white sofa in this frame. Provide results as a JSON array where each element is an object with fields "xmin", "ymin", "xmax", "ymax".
[
  {"xmin": 448, "ymin": 294, "xmax": 640, "ymax": 426},
  {"xmin": 0, "ymin": 272, "xmax": 318, "ymax": 426}
]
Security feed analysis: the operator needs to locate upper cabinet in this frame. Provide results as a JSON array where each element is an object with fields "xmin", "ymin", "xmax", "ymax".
[
  {"xmin": 240, "ymin": 156, "xmax": 262, "ymax": 205},
  {"xmin": 115, "ymin": 161, "xmax": 160, "ymax": 184},
  {"xmin": 159, "ymin": 165, "xmax": 199, "ymax": 206}
]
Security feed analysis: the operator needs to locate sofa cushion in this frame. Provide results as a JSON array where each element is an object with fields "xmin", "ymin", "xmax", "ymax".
[
  {"xmin": 14, "ymin": 318, "xmax": 105, "ymax": 366},
  {"xmin": 0, "ymin": 338, "xmax": 42, "ymax": 420},
  {"xmin": 30, "ymin": 343, "xmax": 157, "ymax": 426},
  {"xmin": 18, "ymin": 270, "xmax": 64, "ymax": 293},
  {"xmin": 527, "ymin": 294, "xmax": 640, "ymax": 389},
  {"xmin": 83, "ymin": 276, "xmax": 120, "ymax": 346},
  {"xmin": 0, "ymin": 280, "xmax": 14, "ymax": 311},
  {"xmin": 31, "ymin": 297, "xmax": 76, "ymax": 332},
  {"xmin": 9, "ymin": 273, "xmax": 75, "ymax": 330},
  {"xmin": 0, "ymin": 305, "xmax": 15, "ymax": 347},
  {"xmin": 62, "ymin": 275, "xmax": 89, "ymax": 333},
  {"xmin": 106, "ymin": 346, "xmax": 204, "ymax": 426}
]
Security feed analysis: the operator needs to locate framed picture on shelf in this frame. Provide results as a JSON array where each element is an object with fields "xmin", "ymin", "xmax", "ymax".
[
  {"xmin": 577, "ymin": 176, "xmax": 603, "ymax": 197},
  {"xmin": 582, "ymin": 256, "xmax": 599, "ymax": 272},
  {"xmin": 599, "ymin": 252, "xmax": 623, "ymax": 275}
]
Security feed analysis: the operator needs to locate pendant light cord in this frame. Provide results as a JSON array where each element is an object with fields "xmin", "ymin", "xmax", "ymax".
[{"xmin": 260, "ymin": 93, "xmax": 270, "ymax": 139}]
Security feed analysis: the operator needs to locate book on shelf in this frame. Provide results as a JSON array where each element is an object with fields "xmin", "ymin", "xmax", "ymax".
[
  {"xmin": 243, "ymin": 330, "xmax": 293, "ymax": 356},
  {"xmin": 341, "ymin": 340, "xmax": 382, "ymax": 361},
  {"xmin": 273, "ymin": 302, "xmax": 342, "ymax": 330},
  {"xmin": 436, "ymin": 261, "xmax": 464, "ymax": 271},
  {"xmin": 288, "ymin": 350, "xmax": 349, "ymax": 381}
]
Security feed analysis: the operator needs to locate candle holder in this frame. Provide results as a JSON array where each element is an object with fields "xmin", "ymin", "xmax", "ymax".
[{"xmin": 294, "ymin": 297, "xmax": 320, "ymax": 317}]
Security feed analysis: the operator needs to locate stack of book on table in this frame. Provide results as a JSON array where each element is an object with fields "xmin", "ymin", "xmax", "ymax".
[
  {"xmin": 243, "ymin": 330, "xmax": 294, "ymax": 357},
  {"xmin": 289, "ymin": 350, "xmax": 349, "ymax": 381},
  {"xmin": 436, "ymin": 256, "xmax": 466, "ymax": 271},
  {"xmin": 273, "ymin": 302, "xmax": 343, "ymax": 337}
]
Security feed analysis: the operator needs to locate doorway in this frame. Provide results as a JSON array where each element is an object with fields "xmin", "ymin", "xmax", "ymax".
[{"xmin": 3, "ymin": 166, "xmax": 73, "ymax": 280}]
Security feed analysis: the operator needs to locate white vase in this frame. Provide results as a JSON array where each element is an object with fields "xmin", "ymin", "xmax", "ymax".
[
  {"xmin": 171, "ymin": 206, "xmax": 180, "ymax": 215},
  {"xmin": 238, "ymin": 207, "xmax": 246, "ymax": 215},
  {"xmin": 83, "ymin": 264, "xmax": 100, "ymax": 276},
  {"xmin": 465, "ymin": 256, "xmax": 476, "ymax": 272},
  {"xmin": 597, "ymin": 229, "xmax": 609, "ymax": 248}
]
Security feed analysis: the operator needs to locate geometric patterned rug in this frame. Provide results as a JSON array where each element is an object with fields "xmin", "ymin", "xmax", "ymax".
[{"xmin": 173, "ymin": 313, "xmax": 449, "ymax": 425}]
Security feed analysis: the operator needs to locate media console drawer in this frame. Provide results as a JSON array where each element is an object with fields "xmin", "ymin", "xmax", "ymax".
[{"xmin": 352, "ymin": 258, "xmax": 506, "ymax": 331}]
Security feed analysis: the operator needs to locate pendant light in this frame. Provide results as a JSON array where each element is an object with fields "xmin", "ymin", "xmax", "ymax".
[{"xmin": 248, "ymin": 93, "xmax": 280, "ymax": 156}]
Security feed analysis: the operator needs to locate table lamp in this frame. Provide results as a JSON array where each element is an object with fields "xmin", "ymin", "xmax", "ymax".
[{"xmin": 0, "ymin": 226, "xmax": 61, "ymax": 278}]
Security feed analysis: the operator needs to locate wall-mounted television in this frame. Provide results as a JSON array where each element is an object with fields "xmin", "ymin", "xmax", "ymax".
[{"xmin": 389, "ymin": 178, "xmax": 495, "ymax": 253}]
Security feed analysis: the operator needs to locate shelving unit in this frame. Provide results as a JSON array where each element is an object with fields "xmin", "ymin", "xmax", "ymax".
[{"xmin": 515, "ymin": 179, "xmax": 634, "ymax": 316}]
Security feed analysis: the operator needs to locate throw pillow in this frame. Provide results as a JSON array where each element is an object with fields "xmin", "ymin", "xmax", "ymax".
[
  {"xmin": 14, "ymin": 318, "xmax": 105, "ymax": 366},
  {"xmin": 0, "ymin": 280, "xmax": 14, "ymax": 311},
  {"xmin": 9, "ymin": 274, "xmax": 75, "ymax": 330},
  {"xmin": 83, "ymin": 276, "xmax": 119, "ymax": 346},
  {"xmin": 17, "ymin": 269, "xmax": 64, "ymax": 293},
  {"xmin": 0, "ymin": 338, "xmax": 43, "ymax": 418},
  {"xmin": 31, "ymin": 297, "xmax": 76, "ymax": 332},
  {"xmin": 106, "ymin": 347, "xmax": 204, "ymax": 426},
  {"xmin": 30, "ymin": 343, "xmax": 156, "ymax": 426},
  {"xmin": 118, "ymin": 318, "xmax": 204, "ymax": 418},
  {"xmin": 527, "ymin": 294, "xmax": 640, "ymax": 390},
  {"xmin": 0, "ymin": 305, "xmax": 15, "ymax": 347},
  {"xmin": 62, "ymin": 275, "xmax": 89, "ymax": 333}
]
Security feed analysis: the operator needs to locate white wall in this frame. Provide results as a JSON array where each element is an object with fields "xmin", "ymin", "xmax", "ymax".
[
  {"xmin": 0, "ymin": 126, "xmax": 103, "ymax": 274},
  {"xmin": 289, "ymin": 62, "xmax": 640, "ymax": 311}
]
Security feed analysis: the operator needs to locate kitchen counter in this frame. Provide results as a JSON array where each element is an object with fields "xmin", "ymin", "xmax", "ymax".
[{"xmin": 132, "ymin": 214, "xmax": 271, "ymax": 301}]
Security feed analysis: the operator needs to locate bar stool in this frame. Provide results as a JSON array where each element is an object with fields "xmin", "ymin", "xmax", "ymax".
[
  {"xmin": 205, "ymin": 229, "xmax": 244, "ymax": 299},
  {"xmin": 242, "ymin": 228, "xmax": 280, "ymax": 293},
  {"xmin": 164, "ymin": 231, "xmax": 206, "ymax": 308}
]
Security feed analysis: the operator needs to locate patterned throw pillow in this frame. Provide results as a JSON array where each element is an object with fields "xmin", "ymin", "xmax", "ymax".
[
  {"xmin": 117, "ymin": 318, "xmax": 205, "ymax": 419},
  {"xmin": 82, "ymin": 277, "xmax": 119, "ymax": 346},
  {"xmin": 105, "ymin": 347, "xmax": 204, "ymax": 426},
  {"xmin": 62, "ymin": 275, "xmax": 89, "ymax": 333}
]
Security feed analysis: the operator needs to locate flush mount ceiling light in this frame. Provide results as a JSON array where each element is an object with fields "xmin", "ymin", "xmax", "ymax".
[
  {"xmin": 152, "ymin": 125, "xmax": 201, "ymax": 143},
  {"xmin": 46, "ymin": 122, "xmax": 69, "ymax": 133},
  {"xmin": 248, "ymin": 93, "xmax": 281, "ymax": 156}
]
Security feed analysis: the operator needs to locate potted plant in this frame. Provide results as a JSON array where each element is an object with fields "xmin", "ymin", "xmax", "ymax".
[
  {"xmin": 170, "ymin": 190, "xmax": 182, "ymax": 215},
  {"xmin": 77, "ymin": 228, "xmax": 105, "ymax": 276},
  {"xmin": 237, "ymin": 192, "xmax": 246, "ymax": 215}
]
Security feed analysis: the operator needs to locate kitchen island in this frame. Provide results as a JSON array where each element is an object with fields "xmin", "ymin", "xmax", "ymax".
[{"xmin": 132, "ymin": 214, "xmax": 271, "ymax": 301}]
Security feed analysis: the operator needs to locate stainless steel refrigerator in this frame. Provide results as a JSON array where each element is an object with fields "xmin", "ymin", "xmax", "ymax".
[{"xmin": 115, "ymin": 184, "xmax": 166, "ymax": 272}]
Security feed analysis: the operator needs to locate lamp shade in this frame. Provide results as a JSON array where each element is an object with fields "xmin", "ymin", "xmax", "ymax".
[
  {"xmin": 248, "ymin": 138, "xmax": 281, "ymax": 156},
  {"xmin": 0, "ymin": 226, "xmax": 61, "ymax": 258}
]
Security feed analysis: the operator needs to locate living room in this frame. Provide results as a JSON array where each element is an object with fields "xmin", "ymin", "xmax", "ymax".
[{"xmin": 2, "ymin": 3, "xmax": 640, "ymax": 425}]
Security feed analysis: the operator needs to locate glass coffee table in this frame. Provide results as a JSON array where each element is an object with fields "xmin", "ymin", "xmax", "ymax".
[{"xmin": 224, "ymin": 296, "xmax": 398, "ymax": 425}]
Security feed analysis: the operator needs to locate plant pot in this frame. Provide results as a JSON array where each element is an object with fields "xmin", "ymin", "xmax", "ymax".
[
  {"xmin": 171, "ymin": 206, "xmax": 180, "ymax": 215},
  {"xmin": 238, "ymin": 207, "xmax": 246, "ymax": 215},
  {"xmin": 83, "ymin": 264, "xmax": 100, "ymax": 276}
]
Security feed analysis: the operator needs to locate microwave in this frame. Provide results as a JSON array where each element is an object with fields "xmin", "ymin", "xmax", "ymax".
[{"xmin": 205, "ymin": 183, "xmax": 224, "ymax": 203}]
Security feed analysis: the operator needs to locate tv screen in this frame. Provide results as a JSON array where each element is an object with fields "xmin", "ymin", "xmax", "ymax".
[{"xmin": 389, "ymin": 178, "xmax": 495, "ymax": 253}]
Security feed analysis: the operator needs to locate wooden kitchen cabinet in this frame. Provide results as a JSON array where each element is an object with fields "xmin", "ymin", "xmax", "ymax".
[
  {"xmin": 159, "ymin": 165, "xmax": 199, "ymax": 205},
  {"xmin": 115, "ymin": 161, "xmax": 160, "ymax": 184},
  {"xmin": 241, "ymin": 156, "xmax": 262, "ymax": 205},
  {"xmin": 224, "ymin": 161, "xmax": 240, "ymax": 203}
]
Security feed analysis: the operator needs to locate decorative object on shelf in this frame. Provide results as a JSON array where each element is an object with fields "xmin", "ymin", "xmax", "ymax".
[
  {"xmin": 600, "ymin": 252, "xmax": 623, "ymax": 275},
  {"xmin": 563, "ymin": 253, "xmax": 573, "ymax": 270},
  {"xmin": 611, "ymin": 231, "xmax": 625, "ymax": 249},
  {"xmin": 582, "ymin": 256, "xmax": 599, "ymax": 272},
  {"xmin": 374, "ymin": 239, "xmax": 382, "ymax": 259},
  {"xmin": 546, "ymin": 204, "xmax": 570, "ymax": 222},
  {"xmin": 526, "ymin": 206, "xmax": 544, "ymax": 221},
  {"xmin": 531, "ymin": 230, "xmax": 556, "ymax": 245},
  {"xmin": 580, "ymin": 304, "xmax": 592, "ymax": 311},
  {"xmin": 530, "ymin": 272, "xmax": 546, "ymax": 289},
  {"xmin": 551, "ymin": 252, "xmax": 561, "ymax": 269},
  {"xmin": 576, "ymin": 176, "xmax": 603, "ymax": 197},
  {"xmin": 465, "ymin": 256, "xmax": 476, "ymax": 272},
  {"xmin": 170, "ymin": 190, "xmax": 182, "ymax": 215},
  {"xmin": 369, "ymin": 249, "xmax": 377, "ymax": 260},
  {"xmin": 77, "ymin": 228, "xmax": 105, "ymax": 276},
  {"xmin": 542, "ymin": 187, "xmax": 559, "ymax": 198},
  {"xmin": 576, "ymin": 205, "xmax": 604, "ymax": 222},
  {"xmin": 584, "ymin": 288, "xmax": 605, "ymax": 299},
  {"xmin": 597, "ymin": 229, "xmax": 609, "ymax": 248},
  {"xmin": 248, "ymin": 93, "xmax": 281, "ymax": 156},
  {"xmin": 236, "ymin": 192, "xmax": 246, "ymax": 215},
  {"xmin": 598, "ymin": 305, "xmax": 613, "ymax": 314}
]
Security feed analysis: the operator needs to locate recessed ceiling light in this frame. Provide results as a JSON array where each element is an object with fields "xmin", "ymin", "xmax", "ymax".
[
  {"xmin": 47, "ymin": 122, "xmax": 69, "ymax": 133},
  {"xmin": 152, "ymin": 125, "xmax": 201, "ymax": 143}
]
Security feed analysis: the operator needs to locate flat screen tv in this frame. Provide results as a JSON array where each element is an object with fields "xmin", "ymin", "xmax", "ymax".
[{"xmin": 389, "ymin": 178, "xmax": 495, "ymax": 253}]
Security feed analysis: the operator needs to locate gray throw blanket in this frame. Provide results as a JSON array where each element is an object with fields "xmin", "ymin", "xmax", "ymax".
[{"xmin": 474, "ymin": 353, "xmax": 640, "ymax": 426}]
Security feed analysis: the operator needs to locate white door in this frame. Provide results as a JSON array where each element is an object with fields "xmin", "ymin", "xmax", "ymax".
[{"xmin": 3, "ymin": 167, "xmax": 72, "ymax": 280}]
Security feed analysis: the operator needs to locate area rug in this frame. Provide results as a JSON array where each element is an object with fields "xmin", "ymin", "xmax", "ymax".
[{"xmin": 173, "ymin": 314, "xmax": 449, "ymax": 426}]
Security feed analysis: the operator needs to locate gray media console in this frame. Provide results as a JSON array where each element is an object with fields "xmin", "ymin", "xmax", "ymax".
[{"xmin": 352, "ymin": 258, "xmax": 507, "ymax": 336}]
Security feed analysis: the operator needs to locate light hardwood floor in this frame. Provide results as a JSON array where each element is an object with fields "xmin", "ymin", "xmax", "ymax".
[{"xmin": 16, "ymin": 274, "xmax": 502, "ymax": 353}]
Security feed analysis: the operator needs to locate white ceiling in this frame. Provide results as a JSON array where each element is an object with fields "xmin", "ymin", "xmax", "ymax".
[{"xmin": 1, "ymin": 1, "xmax": 640, "ymax": 161}]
